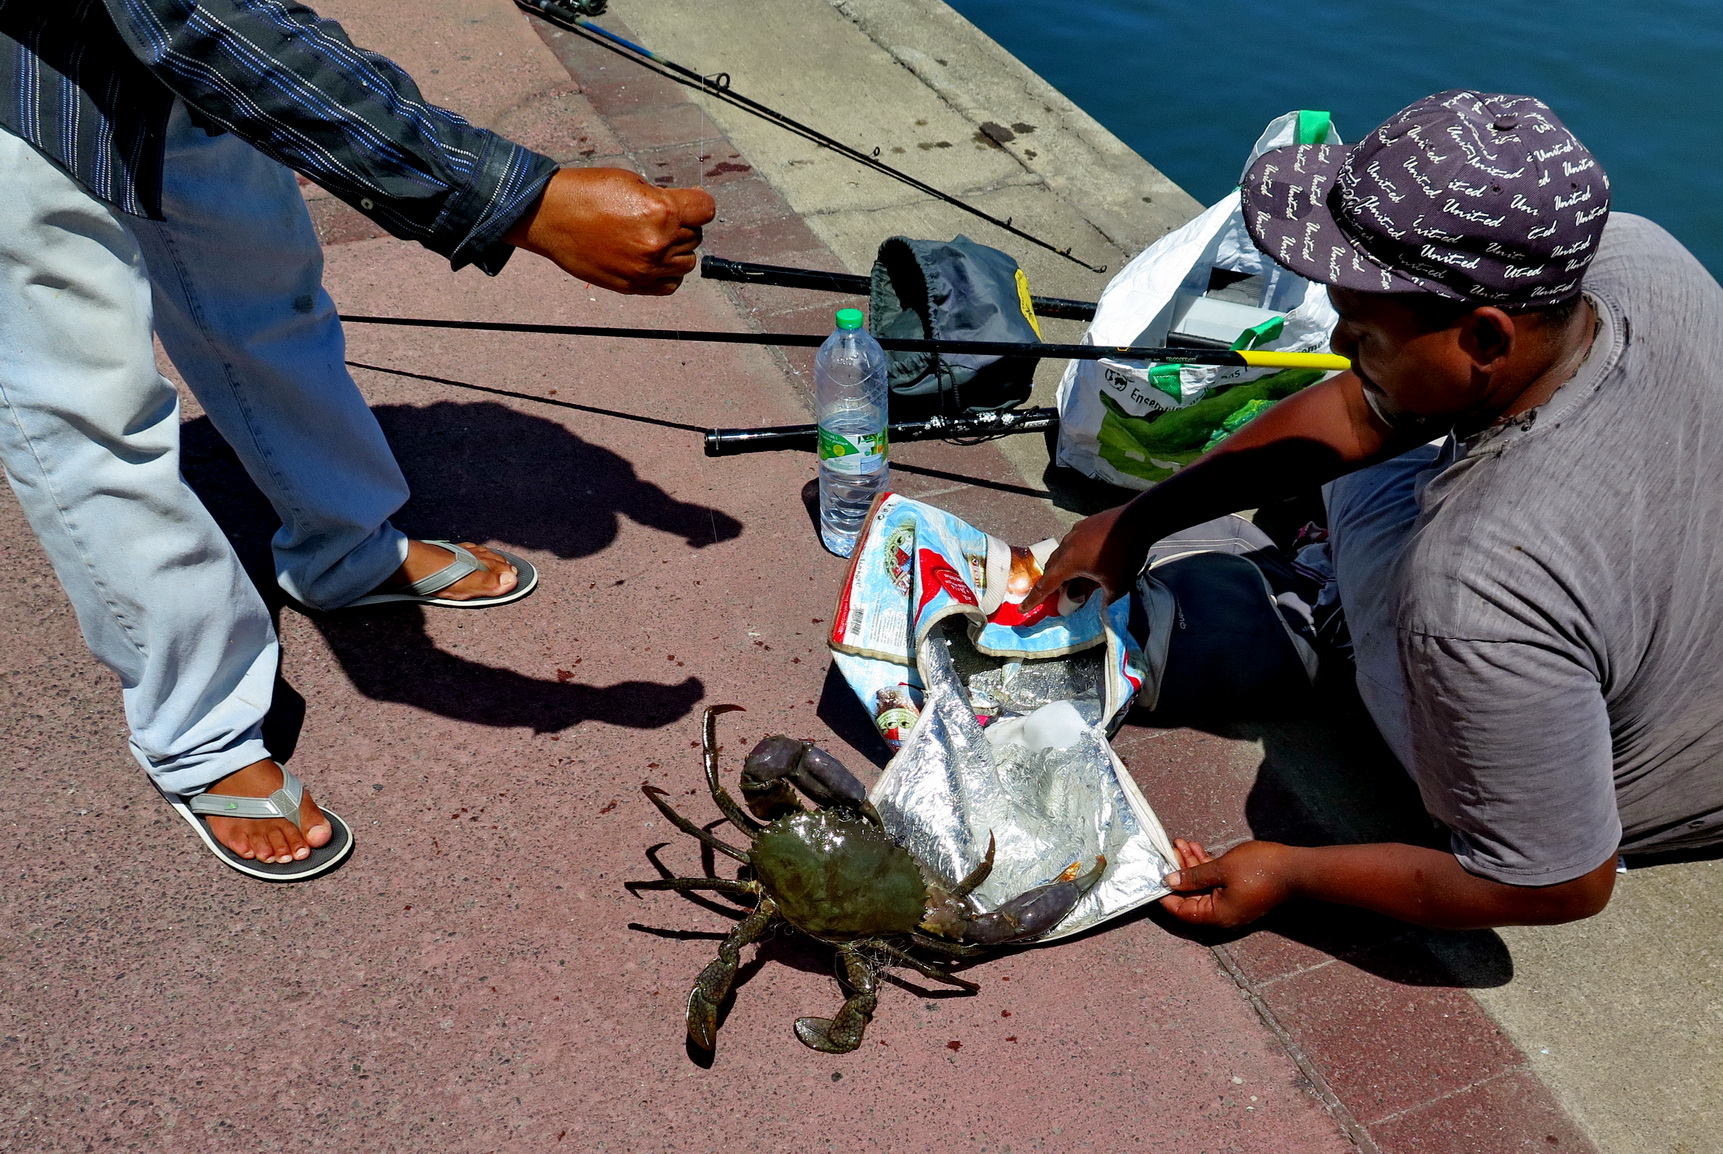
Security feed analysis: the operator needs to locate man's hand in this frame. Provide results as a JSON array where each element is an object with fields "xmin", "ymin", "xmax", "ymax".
[
  {"xmin": 1020, "ymin": 504, "xmax": 1142, "ymax": 613},
  {"xmin": 504, "ymin": 167, "xmax": 716, "ymax": 295},
  {"xmin": 1021, "ymin": 374, "xmax": 1413, "ymax": 617},
  {"xmin": 1159, "ymin": 838, "xmax": 1296, "ymax": 928},
  {"xmin": 1158, "ymin": 835, "xmax": 1618, "ymax": 931}
]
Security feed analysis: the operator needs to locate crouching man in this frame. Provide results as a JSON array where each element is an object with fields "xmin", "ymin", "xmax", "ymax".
[{"xmin": 1025, "ymin": 90, "xmax": 1723, "ymax": 930}]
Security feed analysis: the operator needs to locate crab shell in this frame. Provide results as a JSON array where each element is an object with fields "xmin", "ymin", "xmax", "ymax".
[{"xmin": 749, "ymin": 809, "xmax": 931, "ymax": 941}]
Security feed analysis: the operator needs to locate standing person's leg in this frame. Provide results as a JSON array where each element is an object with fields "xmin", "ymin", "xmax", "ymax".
[
  {"xmin": 1322, "ymin": 440, "xmax": 1449, "ymax": 767},
  {"xmin": 0, "ymin": 125, "xmax": 341, "ymax": 874},
  {"xmin": 131, "ymin": 101, "xmax": 526, "ymax": 610}
]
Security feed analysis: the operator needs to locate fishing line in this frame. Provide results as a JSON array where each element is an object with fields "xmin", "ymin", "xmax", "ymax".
[
  {"xmin": 687, "ymin": 35, "xmax": 728, "ymax": 544},
  {"xmin": 513, "ymin": 0, "xmax": 1107, "ymax": 273}
]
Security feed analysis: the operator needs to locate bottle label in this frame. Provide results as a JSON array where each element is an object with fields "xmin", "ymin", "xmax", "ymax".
[{"xmin": 817, "ymin": 426, "xmax": 887, "ymax": 473}]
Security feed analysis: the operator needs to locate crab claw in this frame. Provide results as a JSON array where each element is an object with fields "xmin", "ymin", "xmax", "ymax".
[
  {"xmin": 741, "ymin": 736, "xmax": 871, "ymax": 818},
  {"xmin": 740, "ymin": 735, "xmax": 807, "ymax": 819},
  {"xmin": 958, "ymin": 855, "xmax": 1108, "ymax": 945}
]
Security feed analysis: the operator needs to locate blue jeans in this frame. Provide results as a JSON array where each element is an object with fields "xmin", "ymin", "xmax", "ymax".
[{"xmin": 0, "ymin": 103, "xmax": 410, "ymax": 794}]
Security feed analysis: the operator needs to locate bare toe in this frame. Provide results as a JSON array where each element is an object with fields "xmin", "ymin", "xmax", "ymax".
[
  {"xmin": 299, "ymin": 792, "xmax": 332, "ymax": 849},
  {"xmin": 451, "ymin": 542, "xmax": 517, "ymax": 598},
  {"xmin": 281, "ymin": 825, "xmax": 310, "ymax": 861}
]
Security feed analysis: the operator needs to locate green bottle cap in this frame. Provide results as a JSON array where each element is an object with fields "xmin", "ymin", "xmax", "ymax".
[{"xmin": 835, "ymin": 307, "xmax": 865, "ymax": 330}]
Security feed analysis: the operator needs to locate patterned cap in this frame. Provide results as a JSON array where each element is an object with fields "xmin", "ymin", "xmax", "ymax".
[{"xmin": 1241, "ymin": 90, "xmax": 1609, "ymax": 305}]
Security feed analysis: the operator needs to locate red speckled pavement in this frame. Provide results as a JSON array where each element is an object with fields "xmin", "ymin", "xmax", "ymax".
[{"xmin": 0, "ymin": 3, "xmax": 1594, "ymax": 1152}]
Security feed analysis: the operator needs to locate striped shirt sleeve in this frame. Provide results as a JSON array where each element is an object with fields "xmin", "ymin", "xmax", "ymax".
[{"xmin": 102, "ymin": 0, "xmax": 558, "ymax": 272}]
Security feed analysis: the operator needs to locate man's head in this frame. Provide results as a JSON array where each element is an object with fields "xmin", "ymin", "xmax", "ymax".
[
  {"xmin": 1241, "ymin": 91, "xmax": 1608, "ymax": 423},
  {"xmin": 1325, "ymin": 287, "xmax": 1588, "ymax": 427}
]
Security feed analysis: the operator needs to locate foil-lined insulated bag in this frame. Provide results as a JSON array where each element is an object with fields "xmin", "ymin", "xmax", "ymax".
[{"xmin": 828, "ymin": 494, "xmax": 1178, "ymax": 941}]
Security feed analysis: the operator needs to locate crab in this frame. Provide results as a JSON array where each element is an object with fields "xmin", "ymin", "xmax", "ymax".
[{"xmin": 629, "ymin": 705, "xmax": 1106, "ymax": 1054}]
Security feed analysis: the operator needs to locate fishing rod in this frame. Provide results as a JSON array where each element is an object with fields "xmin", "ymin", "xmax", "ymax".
[
  {"xmin": 513, "ymin": 0, "xmax": 1106, "ymax": 273},
  {"xmin": 705, "ymin": 407, "xmax": 1060, "ymax": 457},
  {"xmin": 335, "ymin": 313, "xmax": 1352, "ymax": 371},
  {"xmin": 700, "ymin": 255, "xmax": 1098, "ymax": 322}
]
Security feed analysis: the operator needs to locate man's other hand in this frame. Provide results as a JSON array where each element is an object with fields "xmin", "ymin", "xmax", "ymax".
[
  {"xmin": 1021, "ymin": 505, "xmax": 1140, "ymax": 613},
  {"xmin": 505, "ymin": 167, "xmax": 716, "ymax": 295},
  {"xmin": 1158, "ymin": 834, "xmax": 1618, "ymax": 931},
  {"xmin": 1158, "ymin": 838, "xmax": 1295, "ymax": 929}
]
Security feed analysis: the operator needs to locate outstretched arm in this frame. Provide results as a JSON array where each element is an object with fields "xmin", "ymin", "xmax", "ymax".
[
  {"xmin": 102, "ymin": 0, "xmax": 713, "ymax": 289},
  {"xmin": 1023, "ymin": 370, "xmax": 1420, "ymax": 609},
  {"xmin": 1158, "ymin": 837, "xmax": 1618, "ymax": 931}
]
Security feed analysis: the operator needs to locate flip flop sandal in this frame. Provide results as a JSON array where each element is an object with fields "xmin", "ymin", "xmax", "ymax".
[
  {"xmin": 166, "ymin": 766, "xmax": 354, "ymax": 882},
  {"xmin": 342, "ymin": 539, "xmax": 538, "ymax": 609}
]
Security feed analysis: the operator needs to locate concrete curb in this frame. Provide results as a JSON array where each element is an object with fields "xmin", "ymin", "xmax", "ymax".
[{"xmin": 825, "ymin": 0, "xmax": 1203, "ymax": 256}]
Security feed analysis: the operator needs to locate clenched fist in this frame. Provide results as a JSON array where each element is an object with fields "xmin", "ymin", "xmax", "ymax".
[{"xmin": 505, "ymin": 167, "xmax": 716, "ymax": 295}]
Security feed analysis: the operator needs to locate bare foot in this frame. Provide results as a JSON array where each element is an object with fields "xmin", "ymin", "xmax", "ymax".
[
  {"xmin": 378, "ymin": 540, "xmax": 518, "ymax": 602},
  {"xmin": 201, "ymin": 759, "xmax": 333, "ymax": 864}
]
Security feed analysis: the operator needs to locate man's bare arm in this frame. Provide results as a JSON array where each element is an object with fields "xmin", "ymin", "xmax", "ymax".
[
  {"xmin": 1024, "ymin": 371, "xmax": 1419, "ymax": 609},
  {"xmin": 1159, "ymin": 838, "xmax": 1617, "ymax": 931}
]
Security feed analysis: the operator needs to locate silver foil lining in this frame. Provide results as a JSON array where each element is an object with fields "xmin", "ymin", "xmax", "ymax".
[{"xmin": 870, "ymin": 627, "xmax": 1173, "ymax": 942}]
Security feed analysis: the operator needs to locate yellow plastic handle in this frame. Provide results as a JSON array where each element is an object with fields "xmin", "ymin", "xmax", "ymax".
[{"xmin": 1236, "ymin": 350, "xmax": 1352, "ymax": 371}]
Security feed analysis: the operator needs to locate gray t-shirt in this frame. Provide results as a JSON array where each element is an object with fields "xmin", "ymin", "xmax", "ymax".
[{"xmin": 1398, "ymin": 213, "xmax": 1723, "ymax": 885}]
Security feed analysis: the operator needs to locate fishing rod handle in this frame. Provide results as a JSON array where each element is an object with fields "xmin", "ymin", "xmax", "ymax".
[
  {"xmin": 699, "ymin": 256, "xmax": 1098, "ymax": 322},
  {"xmin": 704, "ymin": 407, "xmax": 1060, "ymax": 457},
  {"xmin": 704, "ymin": 425, "xmax": 817, "ymax": 456},
  {"xmin": 700, "ymin": 256, "xmax": 869, "ymax": 296}
]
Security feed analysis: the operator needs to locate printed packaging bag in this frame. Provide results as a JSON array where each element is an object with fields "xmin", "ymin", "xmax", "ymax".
[
  {"xmin": 828, "ymin": 494, "xmax": 1177, "ymax": 941},
  {"xmin": 1056, "ymin": 111, "xmax": 1345, "ymax": 488}
]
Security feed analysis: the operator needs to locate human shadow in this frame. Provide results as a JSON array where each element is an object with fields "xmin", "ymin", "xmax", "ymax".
[
  {"xmin": 372, "ymin": 399, "xmax": 741, "ymax": 559},
  {"xmin": 179, "ymin": 398, "xmax": 743, "ymax": 736},
  {"xmin": 1126, "ymin": 683, "xmax": 1516, "ymax": 990}
]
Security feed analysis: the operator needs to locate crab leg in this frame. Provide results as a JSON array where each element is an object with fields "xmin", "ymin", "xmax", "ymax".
[
  {"xmin": 793, "ymin": 945, "xmax": 879, "ymax": 1054},
  {"xmin": 952, "ymin": 833, "xmax": 997, "ymax": 898},
  {"xmin": 908, "ymin": 930, "xmax": 984, "ymax": 957},
  {"xmin": 641, "ymin": 785, "xmax": 751, "ymax": 864},
  {"xmin": 625, "ymin": 877, "xmax": 758, "ymax": 896},
  {"xmin": 702, "ymin": 705, "xmax": 765, "ymax": 836},
  {"xmin": 869, "ymin": 941, "xmax": 979, "ymax": 992},
  {"xmin": 686, "ymin": 898, "xmax": 777, "ymax": 1051}
]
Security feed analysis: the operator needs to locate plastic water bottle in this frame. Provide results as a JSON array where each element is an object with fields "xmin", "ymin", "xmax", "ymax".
[{"xmin": 815, "ymin": 307, "xmax": 890, "ymax": 556}]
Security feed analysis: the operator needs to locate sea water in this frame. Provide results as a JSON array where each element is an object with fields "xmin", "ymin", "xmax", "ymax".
[{"xmin": 948, "ymin": 0, "xmax": 1721, "ymax": 278}]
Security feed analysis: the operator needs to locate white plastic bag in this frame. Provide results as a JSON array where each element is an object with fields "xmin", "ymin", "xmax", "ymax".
[{"xmin": 1056, "ymin": 111, "xmax": 1344, "ymax": 489}]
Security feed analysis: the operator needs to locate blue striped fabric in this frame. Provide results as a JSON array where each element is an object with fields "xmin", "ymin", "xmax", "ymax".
[{"xmin": 0, "ymin": 0, "xmax": 558, "ymax": 273}]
